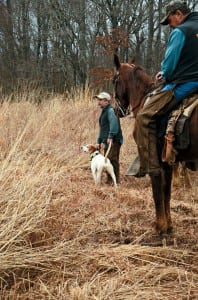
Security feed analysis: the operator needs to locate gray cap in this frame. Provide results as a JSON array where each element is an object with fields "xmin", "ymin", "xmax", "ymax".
[{"xmin": 160, "ymin": 1, "xmax": 189, "ymax": 25}]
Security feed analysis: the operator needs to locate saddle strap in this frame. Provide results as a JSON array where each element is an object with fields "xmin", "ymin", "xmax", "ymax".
[{"xmin": 162, "ymin": 132, "xmax": 178, "ymax": 165}]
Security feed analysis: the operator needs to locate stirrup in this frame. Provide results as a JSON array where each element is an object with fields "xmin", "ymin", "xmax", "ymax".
[{"xmin": 125, "ymin": 155, "xmax": 146, "ymax": 177}]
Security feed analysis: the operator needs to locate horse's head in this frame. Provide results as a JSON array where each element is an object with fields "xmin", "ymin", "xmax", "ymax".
[
  {"xmin": 113, "ymin": 53, "xmax": 155, "ymax": 117},
  {"xmin": 113, "ymin": 54, "xmax": 131, "ymax": 118}
]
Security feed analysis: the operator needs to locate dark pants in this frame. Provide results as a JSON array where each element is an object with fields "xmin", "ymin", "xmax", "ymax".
[
  {"xmin": 104, "ymin": 141, "xmax": 121, "ymax": 183},
  {"xmin": 134, "ymin": 89, "xmax": 178, "ymax": 175}
]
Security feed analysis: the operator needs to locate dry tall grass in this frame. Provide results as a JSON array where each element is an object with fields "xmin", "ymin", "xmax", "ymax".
[{"xmin": 0, "ymin": 89, "xmax": 197, "ymax": 299}]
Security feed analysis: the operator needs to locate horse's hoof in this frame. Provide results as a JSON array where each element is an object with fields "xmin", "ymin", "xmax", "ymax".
[
  {"xmin": 155, "ymin": 221, "xmax": 168, "ymax": 235},
  {"xmin": 156, "ymin": 225, "xmax": 173, "ymax": 235},
  {"xmin": 167, "ymin": 225, "xmax": 173, "ymax": 234},
  {"xmin": 155, "ymin": 223, "xmax": 168, "ymax": 235},
  {"xmin": 158, "ymin": 229, "xmax": 166, "ymax": 236}
]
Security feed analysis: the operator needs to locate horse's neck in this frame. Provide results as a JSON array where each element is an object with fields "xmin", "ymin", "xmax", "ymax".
[
  {"xmin": 128, "ymin": 85, "xmax": 150, "ymax": 117},
  {"xmin": 128, "ymin": 80, "xmax": 155, "ymax": 117}
]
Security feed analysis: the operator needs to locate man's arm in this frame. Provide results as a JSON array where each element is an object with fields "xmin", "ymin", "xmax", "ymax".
[
  {"xmin": 108, "ymin": 108, "xmax": 119, "ymax": 140},
  {"xmin": 161, "ymin": 28, "xmax": 185, "ymax": 81}
]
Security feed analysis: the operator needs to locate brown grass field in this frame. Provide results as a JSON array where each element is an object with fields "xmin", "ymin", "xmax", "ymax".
[{"xmin": 0, "ymin": 89, "xmax": 197, "ymax": 299}]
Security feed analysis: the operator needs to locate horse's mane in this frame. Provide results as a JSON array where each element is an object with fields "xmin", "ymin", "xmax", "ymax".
[{"xmin": 128, "ymin": 65, "xmax": 155, "ymax": 97}]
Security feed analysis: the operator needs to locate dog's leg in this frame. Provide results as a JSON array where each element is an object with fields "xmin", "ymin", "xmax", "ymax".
[
  {"xmin": 106, "ymin": 165, "xmax": 117, "ymax": 187},
  {"xmin": 91, "ymin": 166, "xmax": 98, "ymax": 184},
  {"xmin": 91, "ymin": 166, "xmax": 102, "ymax": 185},
  {"xmin": 95, "ymin": 167, "xmax": 103, "ymax": 185}
]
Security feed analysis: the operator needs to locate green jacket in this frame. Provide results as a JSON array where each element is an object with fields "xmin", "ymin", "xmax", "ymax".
[{"xmin": 97, "ymin": 104, "xmax": 123, "ymax": 148}]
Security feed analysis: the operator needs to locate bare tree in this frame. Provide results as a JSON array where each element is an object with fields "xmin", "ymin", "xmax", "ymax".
[
  {"xmin": 0, "ymin": 0, "xmax": 197, "ymax": 95},
  {"xmin": 0, "ymin": 0, "xmax": 16, "ymax": 90}
]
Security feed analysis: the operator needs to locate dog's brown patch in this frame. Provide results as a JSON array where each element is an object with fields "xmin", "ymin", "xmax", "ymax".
[{"xmin": 86, "ymin": 144, "xmax": 98, "ymax": 154}]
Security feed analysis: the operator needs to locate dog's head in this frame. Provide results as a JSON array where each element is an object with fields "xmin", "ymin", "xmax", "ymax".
[{"xmin": 81, "ymin": 144, "xmax": 98, "ymax": 154}]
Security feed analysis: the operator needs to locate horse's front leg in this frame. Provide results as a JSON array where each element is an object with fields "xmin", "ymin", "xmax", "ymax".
[
  {"xmin": 150, "ymin": 172, "xmax": 168, "ymax": 234},
  {"xmin": 163, "ymin": 164, "xmax": 173, "ymax": 233}
]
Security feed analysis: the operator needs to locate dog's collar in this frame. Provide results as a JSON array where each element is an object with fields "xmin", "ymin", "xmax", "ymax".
[{"xmin": 90, "ymin": 150, "xmax": 100, "ymax": 161}]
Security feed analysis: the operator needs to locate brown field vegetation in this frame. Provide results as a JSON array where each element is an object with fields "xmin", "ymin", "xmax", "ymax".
[{"xmin": 0, "ymin": 90, "xmax": 197, "ymax": 299}]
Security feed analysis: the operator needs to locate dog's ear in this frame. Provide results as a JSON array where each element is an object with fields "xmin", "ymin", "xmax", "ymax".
[{"xmin": 87, "ymin": 144, "xmax": 97, "ymax": 153}]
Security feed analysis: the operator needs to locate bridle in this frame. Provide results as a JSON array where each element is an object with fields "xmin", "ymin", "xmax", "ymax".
[{"xmin": 113, "ymin": 71, "xmax": 130, "ymax": 118}]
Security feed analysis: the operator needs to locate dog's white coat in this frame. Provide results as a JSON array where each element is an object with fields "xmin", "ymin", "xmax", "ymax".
[{"xmin": 81, "ymin": 145, "xmax": 117, "ymax": 187}]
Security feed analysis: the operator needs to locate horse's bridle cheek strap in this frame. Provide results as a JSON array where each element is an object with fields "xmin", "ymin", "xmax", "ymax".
[
  {"xmin": 115, "ymin": 97, "xmax": 126, "ymax": 117},
  {"xmin": 113, "ymin": 73, "xmax": 124, "ymax": 116}
]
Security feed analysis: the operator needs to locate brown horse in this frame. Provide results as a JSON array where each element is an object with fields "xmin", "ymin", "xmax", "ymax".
[{"xmin": 113, "ymin": 53, "xmax": 198, "ymax": 234}]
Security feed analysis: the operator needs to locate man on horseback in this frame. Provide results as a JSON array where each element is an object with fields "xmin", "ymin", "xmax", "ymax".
[{"xmin": 133, "ymin": 1, "xmax": 198, "ymax": 177}]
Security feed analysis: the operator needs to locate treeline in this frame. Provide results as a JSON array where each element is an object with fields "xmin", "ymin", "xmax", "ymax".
[{"xmin": 0, "ymin": 0, "xmax": 197, "ymax": 94}]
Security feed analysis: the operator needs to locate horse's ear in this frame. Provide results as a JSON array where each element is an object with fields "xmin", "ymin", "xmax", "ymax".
[
  {"xmin": 129, "ymin": 56, "xmax": 136, "ymax": 65},
  {"xmin": 114, "ymin": 53, "xmax": 121, "ymax": 70}
]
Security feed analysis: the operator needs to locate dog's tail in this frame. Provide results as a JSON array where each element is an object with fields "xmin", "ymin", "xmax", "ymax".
[{"xmin": 104, "ymin": 141, "xmax": 112, "ymax": 163}]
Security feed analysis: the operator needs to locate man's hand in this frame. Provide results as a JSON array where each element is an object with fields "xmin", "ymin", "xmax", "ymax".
[
  {"xmin": 155, "ymin": 71, "xmax": 164, "ymax": 82},
  {"xmin": 95, "ymin": 143, "xmax": 101, "ymax": 150}
]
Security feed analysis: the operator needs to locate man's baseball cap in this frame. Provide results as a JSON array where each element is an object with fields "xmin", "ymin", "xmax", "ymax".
[
  {"xmin": 93, "ymin": 92, "xmax": 111, "ymax": 101},
  {"xmin": 160, "ymin": 1, "xmax": 189, "ymax": 25}
]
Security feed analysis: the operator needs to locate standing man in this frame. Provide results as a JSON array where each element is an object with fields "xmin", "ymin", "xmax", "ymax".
[
  {"xmin": 132, "ymin": 1, "xmax": 198, "ymax": 177},
  {"xmin": 94, "ymin": 92, "xmax": 123, "ymax": 184}
]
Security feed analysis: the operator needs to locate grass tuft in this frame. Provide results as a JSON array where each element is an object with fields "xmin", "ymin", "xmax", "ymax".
[{"xmin": 0, "ymin": 89, "xmax": 197, "ymax": 299}]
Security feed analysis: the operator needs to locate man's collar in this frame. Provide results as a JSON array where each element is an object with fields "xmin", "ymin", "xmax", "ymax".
[{"xmin": 102, "ymin": 104, "xmax": 111, "ymax": 110}]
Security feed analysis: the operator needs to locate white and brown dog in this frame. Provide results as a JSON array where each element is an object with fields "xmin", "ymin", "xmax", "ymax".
[{"xmin": 81, "ymin": 144, "xmax": 117, "ymax": 187}]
